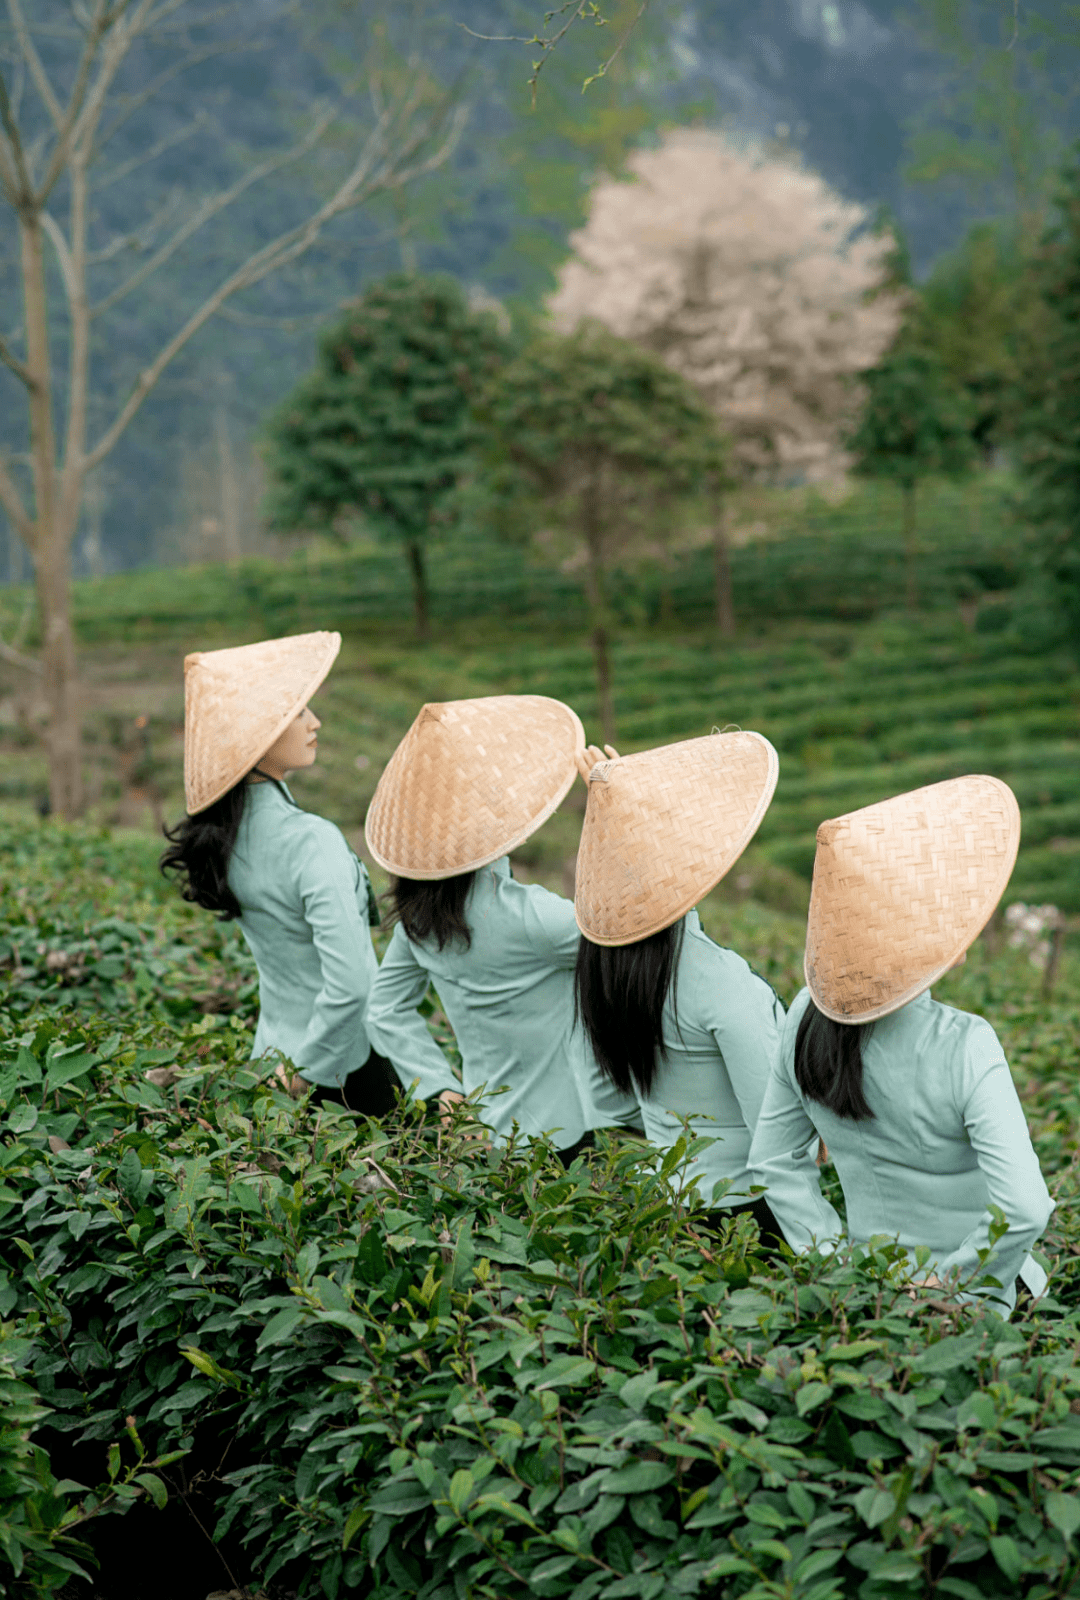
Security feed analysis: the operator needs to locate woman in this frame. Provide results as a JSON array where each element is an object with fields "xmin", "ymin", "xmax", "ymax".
[
  {"xmin": 748, "ymin": 775, "xmax": 1053, "ymax": 1313},
  {"xmin": 573, "ymin": 731, "xmax": 786, "ymax": 1238},
  {"xmin": 363, "ymin": 694, "xmax": 642, "ymax": 1157},
  {"xmin": 161, "ymin": 631, "xmax": 412, "ymax": 1113}
]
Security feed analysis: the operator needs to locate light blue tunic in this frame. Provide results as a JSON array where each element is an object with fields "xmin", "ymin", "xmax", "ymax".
[
  {"xmin": 748, "ymin": 987, "xmax": 1053, "ymax": 1311},
  {"xmin": 632, "ymin": 911, "xmax": 786, "ymax": 1205},
  {"xmin": 227, "ymin": 781, "xmax": 380, "ymax": 1089},
  {"xmin": 365, "ymin": 857, "xmax": 641, "ymax": 1145}
]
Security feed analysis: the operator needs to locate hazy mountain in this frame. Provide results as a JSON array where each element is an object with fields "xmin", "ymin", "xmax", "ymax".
[{"xmin": 1, "ymin": 0, "xmax": 1075, "ymax": 578}]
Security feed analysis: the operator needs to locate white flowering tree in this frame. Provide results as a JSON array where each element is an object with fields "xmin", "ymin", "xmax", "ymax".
[{"xmin": 548, "ymin": 129, "xmax": 906, "ymax": 629}]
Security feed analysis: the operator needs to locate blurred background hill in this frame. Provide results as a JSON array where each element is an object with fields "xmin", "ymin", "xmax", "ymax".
[
  {"xmin": 3, "ymin": 0, "xmax": 1079, "ymax": 578},
  {"xmin": 1, "ymin": 0, "xmax": 1078, "ymax": 921}
]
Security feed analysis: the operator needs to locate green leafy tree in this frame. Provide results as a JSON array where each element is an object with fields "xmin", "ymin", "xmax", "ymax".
[
  {"xmin": 1020, "ymin": 149, "xmax": 1080, "ymax": 652},
  {"xmin": 907, "ymin": 221, "xmax": 1039, "ymax": 456},
  {"xmin": 475, "ymin": 323, "xmax": 726, "ymax": 740},
  {"xmin": 849, "ymin": 348, "xmax": 976, "ymax": 609},
  {"xmin": 265, "ymin": 275, "xmax": 510, "ymax": 638}
]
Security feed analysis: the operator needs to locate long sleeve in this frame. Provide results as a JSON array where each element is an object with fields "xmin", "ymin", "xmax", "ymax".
[
  {"xmin": 749, "ymin": 998, "xmax": 843, "ymax": 1251},
  {"xmin": 703, "ymin": 963, "xmax": 786, "ymax": 1137},
  {"xmin": 291, "ymin": 828, "xmax": 376, "ymax": 1087},
  {"xmin": 934, "ymin": 1025, "xmax": 1053, "ymax": 1299},
  {"xmin": 365, "ymin": 924, "xmax": 460, "ymax": 1101},
  {"xmin": 521, "ymin": 882, "xmax": 582, "ymax": 967}
]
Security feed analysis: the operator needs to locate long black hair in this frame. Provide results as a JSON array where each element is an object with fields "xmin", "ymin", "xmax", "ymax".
[
  {"xmin": 794, "ymin": 999, "xmax": 875, "ymax": 1121},
  {"xmin": 159, "ymin": 773, "xmax": 295, "ymax": 920},
  {"xmin": 160, "ymin": 783, "xmax": 247, "ymax": 919},
  {"xmin": 574, "ymin": 921, "xmax": 684, "ymax": 1098},
  {"xmin": 384, "ymin": 872, "xmax": 477, "ymax": 951}
]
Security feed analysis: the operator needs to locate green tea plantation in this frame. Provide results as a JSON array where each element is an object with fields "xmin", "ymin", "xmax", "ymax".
[{"xmin": 2, "ymin": 476, "xmax": 1080, "ymax": 1600}]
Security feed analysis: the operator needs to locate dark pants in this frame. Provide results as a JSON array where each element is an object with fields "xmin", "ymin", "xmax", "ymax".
[
  {"xmin": 307, "ymin": 1048, "xmax": 399, "ymax": 1117},
  {"xmin": 555, "ymin": 1124, "xmax": 648, "ymax": 1167},
  {"xmin": 556, "ymin": 1130, "xmax": 596, "ymax": 1167},
  {"xmin": 705, "ymin": 1194, "xmax": 786, "ymax": 1252}
]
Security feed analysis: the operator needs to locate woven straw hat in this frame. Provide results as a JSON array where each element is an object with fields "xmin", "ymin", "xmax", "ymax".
[
  {"xmin": 365, "ymin": 695, "xmax": 585, "ymax": 879},
  {"xmin": 805, "ymin": 775, "xmax": 1021, "ymax": 1023},
  {"xmin": 574, "ymin": 731, "xmax": 779, "ymax": 945},
  {"xmin": 183, "ymin": 631, "xmax": 341, "ymax": 814}
]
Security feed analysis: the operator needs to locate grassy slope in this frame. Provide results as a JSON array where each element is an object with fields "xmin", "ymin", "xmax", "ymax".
[{"xmin": 0, "ymin": 475, "xmax": 1076, "ymax": 913}]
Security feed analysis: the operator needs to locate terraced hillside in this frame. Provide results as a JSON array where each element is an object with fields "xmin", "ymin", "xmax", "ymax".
[{"xmin": 0, "ymin": 477, "xmax": 1075, "ymax": 911}]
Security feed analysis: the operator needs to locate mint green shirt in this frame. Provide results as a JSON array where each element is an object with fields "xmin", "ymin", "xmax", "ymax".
[
  {"xmin": 748, "ymin": 987, "xmax": 1053, "ymax": 1311},
  {"xmin": 227, "ymin": 782, "xmax": 379, "ymax": 1089},
  {"xmin": 633, "ymin": 911, "xmax": 786, "ymax": 1205},
  {"xmin": 365, "ymin": 857, "xmax": 641, "ymax": 1145}
]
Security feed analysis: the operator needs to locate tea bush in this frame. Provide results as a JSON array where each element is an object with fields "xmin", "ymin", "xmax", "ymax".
[{"xmin": 1, "ymin": 822, "xmax": 1079, "ymax": 1600}]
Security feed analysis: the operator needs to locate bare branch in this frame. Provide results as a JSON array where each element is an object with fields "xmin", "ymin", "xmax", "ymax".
[
  {"xmin": 0, "ymin": 59, "xmax": 33, "ymax": 199},
  {"xmin": 0, "ymin": 453, "xmax": 33, "ymax": 545},
  {"xmin": 581, "ymin": 0, "xmax": 647, "ymax": 90},
  {"xmin": 0, "ymin": 629, "xmax": 42, "ymax": 675},
  {"xmin": 96, "ymin": 39, "xmax": 259, "ymax": 150},
  {"xmin": 40, "ymin": 211, "xmax": 78, "ymax": 304},
  {"xmin": 36, "ymin": 0, "xmax": 154, "ymax": 203},
  {"xmin": 6, "ymin": 0, "xmax": 63, "ymax": 127},
  {"xmin": 86, "ymin": 91, "xmax": 465, "ymax": 473},
  {"xmin": 458, "ymin": 0, "xmax": 652, "ymax": 98},
  {"xmin": 94, "ymin": 109, "xmax": 207, "ymax": 189},
  {"xmin": 90, "ymin": 108, "xmax": 334, "ymax": 319},
  {"xmin": 34, "ymin": 11, "xmax": 118, "ymax": 199},
  {"xmin": 0, "ymin": 328, "xmax": 32, "ymax": 386},
  {"xmin": 84, "ymin": 189, "xmax": 184, "ymax": 264}
]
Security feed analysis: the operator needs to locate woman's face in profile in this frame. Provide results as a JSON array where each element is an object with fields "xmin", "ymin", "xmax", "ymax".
[{"xmin": 259, "ymin": 705, "xmax": 321, "ymax": 779}]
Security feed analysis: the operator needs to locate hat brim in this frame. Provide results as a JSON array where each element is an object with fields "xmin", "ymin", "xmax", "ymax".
[
  {"xmin": 575, "ymin": 732, "xmax": 780, "ymax": 945},
  {"xmin": 804, "ymin": 775, "xmax": 1021, "ymax": 1023},
  {"xmin": 364, "ymin": 697, "xmax": 586, "ymax": 879},
  {"xmin": 186, "ymin": 634, "xmax": 340, "ymax": 814}
]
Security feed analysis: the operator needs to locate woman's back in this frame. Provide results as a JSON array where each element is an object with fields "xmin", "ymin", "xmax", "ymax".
[
  {"xmin": 752, "ymin": 986, "xmax": 1052, "ymax": 1298},
  {"xmin": 631, "ymin": 912, "xmax": 784, "ymax": 1202},
  {"xmin": 229, "ymin": 780, "xmax": 378, "ymax": 1084},
  {"xmin": 369, "ymin": 857, "xmax": 624, "ymax": 1143}
]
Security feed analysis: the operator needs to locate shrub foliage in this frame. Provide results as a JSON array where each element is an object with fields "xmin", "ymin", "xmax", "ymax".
[{"xmin": 1, "ymin": 825, "xmax": 1079, "ymax": 1600}]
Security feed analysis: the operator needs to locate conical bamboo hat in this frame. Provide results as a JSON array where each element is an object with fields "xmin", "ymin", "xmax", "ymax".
[
  {"xmin": 365, "ymin": 695, "xmax": 586, "ymax": 879},
  {"xmin": 805, "ymin": 775, "xmax": 1021, "ymax": 1023},
  {"xmin": 575, "ymin": 731, "xmax": 779, "ymax": 945},
  {"xmin": 183, "ymin": 631, "xmax": 340, "ymax": 814}
]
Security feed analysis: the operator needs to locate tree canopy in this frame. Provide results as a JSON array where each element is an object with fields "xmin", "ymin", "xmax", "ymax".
[
  {"xmin": 265, "ymin": 274, "xmax": 510, "ymax": 637},
  {"xmin": 476, "ymin": 322, "xmax": 726, "ymax": 736},
  {"xmin": 1020, "ymin": 148, "xmax": 1080, "ymax": 651}
]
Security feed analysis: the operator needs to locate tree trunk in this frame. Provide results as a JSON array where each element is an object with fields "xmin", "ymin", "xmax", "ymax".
[
  {"xmin": 713, "ymin": 501, "xmax": 735, "ymax": 638},
  {"xmin": 902, "ymin": 480, "xmax": 918, "ymax": 612},
  {"xmin": 582, "ymin": 473, "xmax": 616, "ymax": 745},
  {"xmin": 36, "ymin": 538, "xmax": 82, "ymax": 817},
  {"xmin": 406, "ymin": 537, "xmax": 430, "ymax": 640},
  {"xmin": 21, "ymin": 216, "xmax": 83, "ymax": 817}
]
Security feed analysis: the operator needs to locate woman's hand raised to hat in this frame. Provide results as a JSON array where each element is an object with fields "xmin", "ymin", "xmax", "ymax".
[{"xmin": 575, "ymin": 743, "xmax": 620, "ymax": 781}]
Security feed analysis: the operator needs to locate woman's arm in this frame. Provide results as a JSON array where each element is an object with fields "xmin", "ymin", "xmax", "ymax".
[
  {"xmin": 290, "ymin": 825, "xmax": 377, "ymax": 1087},
  {"xmin": 521, "ymin": 880, "xmax": 581, "ymax": 967},
  {"xmin": 748, "ymin": 1002, "xmax": 844, "ymax": 1251},
  {"xmin": 365, "ymin": 924, "xmax": 461, "ymax": 1102},
  {"xmin": 704, "ymin": 954, "xmax": 786, "ymax": 1134},
  {"xmin": 934, "ymin": 1025, "xmax": 1053, "ymax": 1298}
]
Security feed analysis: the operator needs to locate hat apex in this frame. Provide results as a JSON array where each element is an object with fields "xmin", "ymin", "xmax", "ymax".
[
  {"xmin": 365, "ymin": 694, "xmax": 585, "ymax": 878},
  {"xmin": 183, "ymin": 631, "xmax": 340, "ymax": 814},
  {"xmin": 574, "ymin": 730, "xmax": 779, "ymax": 945},
  {"xmin": 805, "ymin": 774, "xmax": 1020, "ymax": 1022}
]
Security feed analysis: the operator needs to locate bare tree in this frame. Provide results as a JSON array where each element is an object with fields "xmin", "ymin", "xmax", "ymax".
[
  {"xmin": 0, "ymin": 0, "xmax": 463, "ymax": 817},
  {"xmin": 549, "ymin": 129, "xmax": 906, "ymax": 630}
]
